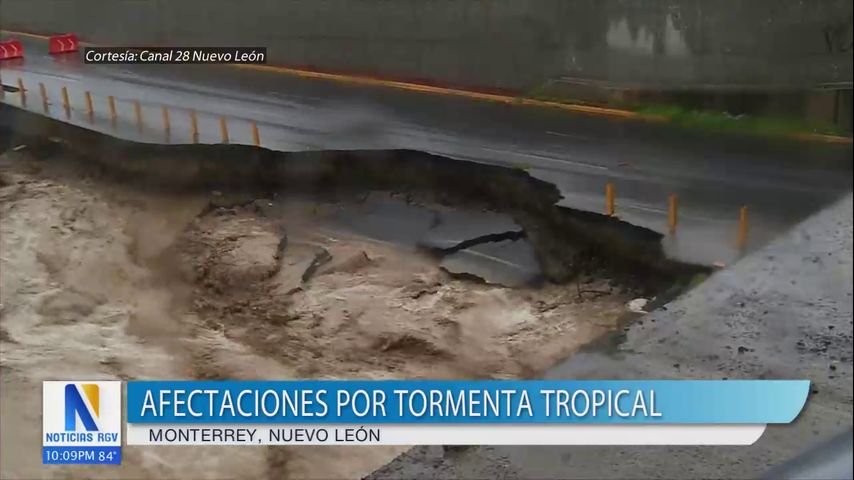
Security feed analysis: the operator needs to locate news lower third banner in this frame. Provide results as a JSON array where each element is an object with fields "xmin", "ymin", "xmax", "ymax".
[
  {"xmin": 45, "ymin": 380, "xmax": 810, "ymax": 464},
  {"xmin": 125, "ymin": 380, "xmax": 809, "ymax": 446}
]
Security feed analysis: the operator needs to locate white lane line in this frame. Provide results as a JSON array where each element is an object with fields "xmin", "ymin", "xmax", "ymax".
[
  {"xmin": 546, "ymin": 130, "xmax": 592, "ymax": 141},
  {"xmin": 479, "ymin": 146, "xmax": 610, "ymax": 171},
  {"xmin": 459, "ymin": 249, "xmax": 528, "ymax": 270}
]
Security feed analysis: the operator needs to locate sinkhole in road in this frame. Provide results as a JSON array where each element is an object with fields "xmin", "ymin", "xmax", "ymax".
[{"xmin": 0, "ymin": 108, "xmax": 708, "ymax": 479}]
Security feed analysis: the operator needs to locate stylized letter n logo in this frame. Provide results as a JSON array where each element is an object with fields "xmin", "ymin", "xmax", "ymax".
[{"xmin": 64, "ymin": 384, "xmax": 99, "ymax": 431}]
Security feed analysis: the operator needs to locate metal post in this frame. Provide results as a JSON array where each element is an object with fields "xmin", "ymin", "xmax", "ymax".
[
  {"xmin": 161, "ymin": 106, "xmax": 170, "ymax": 132},
  {"xmin": 133, "ymin": 100, "xmax": 143, "ymax": 131},
  {"xmin": 61, "ymin": 86, "xmax": 70, "ymax": 118},
  {"xmin": 606, "ymin": 183, "xmax": 615, "ymax": 216},
  {"xmin": 219, "ymin": 116, "xmax": 229, "ymax": 144},
  {"xmin": 107, "ymin": 95, "xmax": 117, "ymax": 120},
  {"xmin": 17, "ymin": 78, "xmax": 26, "ymax": 106},
  {"xmin": 668, "ymin": 194, "xmax": 678, "ymax": 232},
  {"xmin": 84, "ymin": 91, "xmax": 94, "ymax": 121},
  {"xmin": 190, "ymin": 110, "xmax": 199, "ymax": 143},
  {"xmin": 738, "ymin": 206, "xmax": 749, "ymax": 249},
  {"xmin": 251, "ymin": 121, "xmax": 261, "ymax": 147},
  {"xmin": 39, "ymin": 82, "xmax": 48, "ymax": 113},
  {"xmin": 61, "ymin": 86, "xmax": 70, "ymax": 109}
]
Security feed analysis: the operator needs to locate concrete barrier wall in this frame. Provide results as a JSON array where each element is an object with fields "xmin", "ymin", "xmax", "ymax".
[{"xmin": 1, "ymin": 0, "xmax": 852, "ymax": 91}]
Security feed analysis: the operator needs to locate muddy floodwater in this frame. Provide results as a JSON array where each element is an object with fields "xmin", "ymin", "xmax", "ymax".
[{"xmin": 0, "ymin": 137, "xmax": 690, "ymax": 479}]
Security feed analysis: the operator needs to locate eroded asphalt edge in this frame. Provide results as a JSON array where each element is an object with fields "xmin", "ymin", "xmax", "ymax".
[{"xmin": 367, "ymin": 193, "xmax": 854, "ymax": 480}]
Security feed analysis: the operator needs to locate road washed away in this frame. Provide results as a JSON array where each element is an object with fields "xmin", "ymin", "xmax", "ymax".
[
  {"xmin": 0, "ymin": 124, "xmax": 702, "ymax": 478},
  {"xmin": 0, "ymin": 144, "xmax": 668, "ymax": 478}
]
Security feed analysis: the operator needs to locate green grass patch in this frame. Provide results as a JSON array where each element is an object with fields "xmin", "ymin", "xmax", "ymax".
[
  {"xmin": 638, "ymin": 105, "xmax": 847, "ymax": 138},
  {"xmin": 521, "ymin": 84, "xmax": 849, "ymax": 139},
  {"xmin": 510, "ymin": 161, "xmax": 533, "ymax": 171}
]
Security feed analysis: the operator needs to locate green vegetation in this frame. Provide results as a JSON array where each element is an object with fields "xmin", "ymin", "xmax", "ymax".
[
  {"xmin": 511, "ymin": 161, "xmax": 533, "ymax": 172},
  {"xmin": 522, "ymin": 85, "xmax": 850, "ymax": 140},
  {"xmin": 687, "ymin": 272, "xmax": 710, "ymax": 290},
  {"xmin": 637, "ymin": 105, "xmax": 847, "ymax": 138}
]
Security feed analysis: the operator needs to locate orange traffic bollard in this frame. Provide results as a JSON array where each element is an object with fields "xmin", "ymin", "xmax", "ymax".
[
  {"xmin": 107, "ymin": 95, "xmax": 117, "ymax": 120},
  {"xmin": 61, "ymin": 86, "xmax": 70, "ymax": 109},
  {"xmin": 668, "ymin": 194, "xmax": 678, "ymax": 232},
  {"xmin": 219, "ymin": 116, "xmax": 229, "ymax": 144},
  {"xmin": 737, "ymin": 206, "xmax": 749, "ymax": 249},
  {"xmin": 39, "ymin": 82, "xmax": 48, "ymax": 113},
  {"xmin": 133, "ymin": 100, "xmax": 143, "ymax": 131},
  {"xmin": 189, "ymin": 110, "xmax": 199, "ymax": 143},
  {"xmin": 161, "ymin": 106, "xmax": 171, "ymax": 132},
  {"xmin": 251, "ymin": 121, "xmax": 261, "ymax": 147},
  {"xmin": 84, "ymin": 91, "xmax": 94, "ymax": 119},
  {"xmin": 605, "ymin": 182, "xmax": 615, "ymax": 216},
  {"xmin": 161, "ymin": 106, "xmax": 171, "ymax": 142},
  {"xmin": 61, "ymin": 86, "xmax": 70, "ymax": 118},
  {"xmin": 17, "ymin": 78, "xmax": 26, "ymax": 106}
]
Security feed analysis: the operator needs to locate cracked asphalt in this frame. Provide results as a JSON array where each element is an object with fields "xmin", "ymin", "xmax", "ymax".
[
  {"xmin": 368, "ymin": 194, "xmax": 854, "ymax": 479},
  {"xmin": 1, "ymin": 33, "xmax": 852, "ymax": 480},
  {"xmin": 2, "ymin": 35, "xmax": 852, "ymax": 266}
]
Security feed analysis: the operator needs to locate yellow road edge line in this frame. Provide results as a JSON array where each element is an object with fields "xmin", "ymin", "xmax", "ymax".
[
  {"xmin": 232, "ymin": 62, "xmax": 656, "ymax": 120},
  {"xmin": 789, "ymin": 132, "xmax": 853, "ymax": 145},
  {"xmin": 3, "ymin": 29, "xmax": 852, "ymax": 145},
  {"xmin": 2, "ymin": 29, "xmax": 52, "ymax": 41}
]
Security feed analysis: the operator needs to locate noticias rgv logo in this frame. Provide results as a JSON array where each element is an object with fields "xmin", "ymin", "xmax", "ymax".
[
  {"xmin": 43, "ymin": 381, "xmax": 122, "ymax": 465},
  {"xmin": 43, "ymin": 381, "xmax": 122, "ymax": 446},
  {"xmin": 65, "ymin": 383, "xmax": 100, "ymax": 432}
]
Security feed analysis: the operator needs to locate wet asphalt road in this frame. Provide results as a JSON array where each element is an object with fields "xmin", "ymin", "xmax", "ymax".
[{"xmin": 1, "ymin": 35, "xmax": 851, "ymax": 265}]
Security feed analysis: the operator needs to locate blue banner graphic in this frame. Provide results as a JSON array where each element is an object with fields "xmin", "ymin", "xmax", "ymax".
[
  {"xmin": 42, "ymin": 446, "xmax": 121, "ymax": 465},
  {"xmin": 126, "ymin": 380, "xmax": 809, "ymax": 424}
]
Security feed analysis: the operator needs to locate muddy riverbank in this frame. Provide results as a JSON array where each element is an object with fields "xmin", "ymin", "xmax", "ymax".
[{"xmin": 0, "ymin": 116, "xmax": 704, "ymax": 479}]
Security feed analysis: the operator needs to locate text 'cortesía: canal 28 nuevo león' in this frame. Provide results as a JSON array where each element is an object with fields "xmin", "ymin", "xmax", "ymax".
[{"xmin": 83, "ymin": 47, "xmax": 267, "ymax": 64}]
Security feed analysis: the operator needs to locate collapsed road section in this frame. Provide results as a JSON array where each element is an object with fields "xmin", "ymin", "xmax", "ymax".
[{"xmin": 0, "ymin": 104, "xmax": 706, "ymax": 479}]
